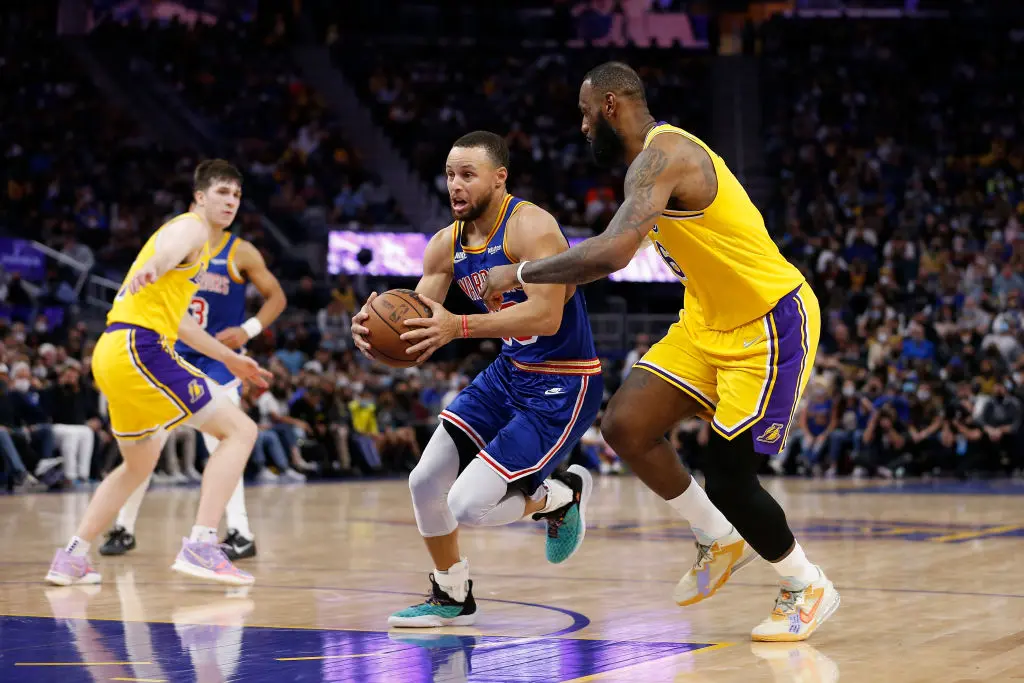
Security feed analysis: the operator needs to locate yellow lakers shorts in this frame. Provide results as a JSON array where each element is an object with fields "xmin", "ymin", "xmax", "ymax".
[
  {"xmin": 92, "ymin": 323, "xmax": 215, "ymax": 441},
  {"xmin": 636, "ymin": 282, "xmax": 820, "ymax": 454}
]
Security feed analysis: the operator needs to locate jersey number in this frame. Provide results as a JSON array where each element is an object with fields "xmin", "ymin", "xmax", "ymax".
[
  {"xmin": 655, "ymin": 240, "xmax": 687, "ymax": 283},
  {"xmin": 190, "ymin": 296, "xmax": 209, "ymax": 329},
  {"xmin": 498, "ymin": 300, "xmax": 539, "ymax": 346}
]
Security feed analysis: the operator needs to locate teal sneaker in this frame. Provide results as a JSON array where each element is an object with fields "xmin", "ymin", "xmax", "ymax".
[
  {"xmin": 387, "ymin": 575, "xmax": 477, "ymax": 628},
  {"xmin": 533, "ymin": 464, "xmax": 593, "ymax": 564}
]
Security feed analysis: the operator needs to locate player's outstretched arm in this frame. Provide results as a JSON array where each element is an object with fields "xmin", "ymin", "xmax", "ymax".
[
  {"xmin": 129, "ymin": 216, "xmax": 209, "ymax": 294},
  {"xmin": 216, "ymin": 241, "xmax": 287, "ymax": 349},
  {"xmin": 351, "ymin": 226, "xmax": 454, "ymax": 360},
  {"xmin": 178, "ymin": 314, "xmax": 272, "ymax": 388},
  {"xmin": 481, "ymin": 133, "xmax": 701, "ymax": 297}
]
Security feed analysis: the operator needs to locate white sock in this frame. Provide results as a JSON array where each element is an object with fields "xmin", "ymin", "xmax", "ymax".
[
  {"xmin": 537, "ymin": 478, "xmax": 573, "ymax": 514},
  {"xmin": 65, "ymin": 536, "xmax": 90, "ymax": 557},
  {"xmin": 189, "ymin": 525, "xmax": 218, "ymax": 545},
  {"xmin": 117, "ymin": 474, "xmax": 151, "ymax": 535},
  {"xmin": 667, "ymin": 481, "xmax": 735, "ymax": 545},
  {"xmin": 771, "ymin": 542, "xmax": 820, "ymax": 589},
  {"xmin": 434, "ymin": 558, "xmax": 469, "ymax": 602},
  {"xmin": 225, "ymin": 479, "xmax": 252, "ymax": 539}
]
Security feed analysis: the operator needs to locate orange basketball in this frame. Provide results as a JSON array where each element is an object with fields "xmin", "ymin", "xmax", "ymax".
[{"xmin": 364, "ymin": 289, "xmax": 433, "ymax": 369}]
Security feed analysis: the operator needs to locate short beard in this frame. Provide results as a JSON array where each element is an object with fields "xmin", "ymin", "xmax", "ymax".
[
  {"xmin": 589, "ymin": 116, "xmax": 626, "ymax": 168},
  {"xmin": 454, "ymin": 192, "xmax": 493, "ymax": 223}
]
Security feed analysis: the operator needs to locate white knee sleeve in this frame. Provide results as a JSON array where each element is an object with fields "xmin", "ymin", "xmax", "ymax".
[
  {"xmin": 448, "ymin": 459, "xmax": 525, "ymax": 528},
  {"xmin": 409, "ymin": 425, "xmax": 461, "ymax": 537}
]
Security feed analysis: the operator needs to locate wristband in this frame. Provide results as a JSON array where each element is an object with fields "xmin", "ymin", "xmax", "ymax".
[
  {"xmin": 241, "ymin": 317, "xmax": 263, "ymax": 339},
  {"xmin": 516, "ymin": 261, "xmax": 530, "ymax": 287},
  {"xmin": 461, "ymin": 315, "xmax": 470, "ymax": 339}
]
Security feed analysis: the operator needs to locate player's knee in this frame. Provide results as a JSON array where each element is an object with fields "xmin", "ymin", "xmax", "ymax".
[
  {"xmin": 408, "ymin": 460, "xmax": 441, "ymax": 502},
  {"xmin": 230, "ymin": 414, "xmax": 259, "ymax": 449},
  {"xmin": 601, "ymin": 402, "xmax": 646, "ymax": 458},
  {"xmin": 447, "ymin": 490, "xmax": 490, "ymax": 527}
]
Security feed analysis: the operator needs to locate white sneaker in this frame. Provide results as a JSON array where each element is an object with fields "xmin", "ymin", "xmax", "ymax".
[
  {"xmin": 674, "ymin": 527, "xmax": 757, "ymax": 606},
  {"xmin": 257, "ymin": 468, "xmax": 279, "ymax": 483},
  {"xmin": 283, "ymin": 469, "xmax": 306, "ymax": 482},
  {"xmin": 751, "ymin": 567, "xmax": 840, "ymax": 642}
]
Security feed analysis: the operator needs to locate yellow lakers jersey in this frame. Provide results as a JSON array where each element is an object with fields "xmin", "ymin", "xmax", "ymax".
[
  {"xmin": 107, "ymin": 212, "xmax": 211, "ymax": 340},
  {"xmin": 645, "ymin": 123, "xmax": 804, "ymax": 331}
]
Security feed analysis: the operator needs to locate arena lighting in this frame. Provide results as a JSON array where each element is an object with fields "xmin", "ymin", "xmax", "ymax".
[{"xmin": 326, "ymin": 230, "xmax": 676, "ymax": 282}]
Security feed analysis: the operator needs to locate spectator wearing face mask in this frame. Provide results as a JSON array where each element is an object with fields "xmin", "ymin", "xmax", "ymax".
[
  {"xmin": 980, "ymin": 380, "xmax": 1022, "ymax": 473},
  {"xmin": 6, "ymin": 362, "xmax": 58, "ymax": 479},
  {"xmin": 0, "ymin": 364, "xmax": 47, "ymax": 492},
  {"xmin": 827, "ymin": 379, "xmax": 874, "ymax": 475},
  {"xmin": 905, "ymin": 383, "xmax": 945, "ymax": 476}
]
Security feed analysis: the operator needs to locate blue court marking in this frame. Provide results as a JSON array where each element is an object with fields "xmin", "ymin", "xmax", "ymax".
[
  {"xmin": 0, "ymin": 615, "xmax": 715, "ymax": 683},
  {"xmin": 0, "ymin": 581, "xmax": 589, "ymax": 639},
  {"xmin": 818, "ymin": 480, "xmax": 1024, "ymax": 496},
  {"xmin": 349, "ymin": 516, "xmax": 1024, "ymax": 544}
]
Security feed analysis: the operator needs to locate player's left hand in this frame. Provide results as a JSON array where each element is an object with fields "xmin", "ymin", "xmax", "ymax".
[
  {"xmin": 401, "ymin": 295, "xmax": 458, "ymax": 364},
  {"xmin": 481, "ymin": 264, "xmax": 519, "ymax": 311},
  {"xmin": 216, "ymin": 326, "xmax": 249, "ymax": 350}
]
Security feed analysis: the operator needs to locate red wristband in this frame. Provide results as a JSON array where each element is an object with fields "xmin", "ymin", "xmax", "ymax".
[{"xmin": 461, "ymin": 315, "xmax": 470, "ymax": 339}]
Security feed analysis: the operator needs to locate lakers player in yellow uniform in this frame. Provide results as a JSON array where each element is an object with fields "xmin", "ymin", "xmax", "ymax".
[
  {"xmin": 483, "ymin": 63, "xmax": 839, "ymax": 641},
  {"xmin": 45, "ymin": 160, "xmax": 271, "ymax": 588}
]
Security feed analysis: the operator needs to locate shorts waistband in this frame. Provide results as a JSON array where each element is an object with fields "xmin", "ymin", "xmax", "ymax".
[
  {"xmin": 105, "ymin": 322, "xmax": 156, "ymax": 335},
  {"xmin": 509, "ymin": 357, "xmax": 603, "ymax": 376}
]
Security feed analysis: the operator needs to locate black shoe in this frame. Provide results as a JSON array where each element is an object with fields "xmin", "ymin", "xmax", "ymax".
[
  {"xmin": 222, "ymin": 529, "xmax": 257, "ymax": 560},
  {"xmin": 99, "ymin": 526, "xmax": 136, "ymax": 556}
]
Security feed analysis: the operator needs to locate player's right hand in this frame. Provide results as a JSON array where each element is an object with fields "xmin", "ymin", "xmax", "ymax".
[
  {"xmin": 224, "ymin": 353, "xmax": 273, "ymax": 389},
  {"xmin": 351, "ymin": 292, "xmax": 377, "ymax": 360},
  {"xmin": 128, "ymin": 260, "xmax": 160, "ymax": 294}
]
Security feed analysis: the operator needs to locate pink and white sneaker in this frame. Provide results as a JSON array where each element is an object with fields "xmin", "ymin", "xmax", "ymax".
[
  {"xmin": 45, "ymin": 549, "xmax": 102, "ymax": 586},
  {"xmin": 170, "ymin": 538, "xmax": 255, "ymax": 586}
]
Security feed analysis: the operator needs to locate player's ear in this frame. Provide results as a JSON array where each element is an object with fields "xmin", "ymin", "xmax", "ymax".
[{"xmin": 495, "ymin": 166, "xmax": 508, "ymax": 188}]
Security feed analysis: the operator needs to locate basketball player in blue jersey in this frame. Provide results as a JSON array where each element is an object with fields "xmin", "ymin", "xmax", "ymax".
[
  {"xmin": 483, "ymin": 63, "xmax": 838, "ymax": 642},
  {"xmin": 352, "ymin": 131, "xmax": 603, "ymax": 627},
  {"xmin": 98, "ymin": 207, "xmax": 287, "ymax": 561}
]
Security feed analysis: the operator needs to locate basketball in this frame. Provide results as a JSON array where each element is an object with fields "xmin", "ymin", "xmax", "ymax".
[{"xmin": 364, "ymin": 289, "xmax": 434, "ymax": 368}]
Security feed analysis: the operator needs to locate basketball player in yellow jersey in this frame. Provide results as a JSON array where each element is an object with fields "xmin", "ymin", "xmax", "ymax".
[
  {"xmin": 45, "ymin": 160, "xmax": 271, "ymax": 589},
  {"xmin": 483, "ymin": 62, "xmax": 839, "ymax": 642}
]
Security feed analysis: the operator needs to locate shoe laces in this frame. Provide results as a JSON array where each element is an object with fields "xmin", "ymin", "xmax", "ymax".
[
  {"xmin": 692, "ymin": 541, "xmax": 714, "ymax": 570},
  {"xmin": 772, "ymin": 588, "xmax": 801, "ymax": 616},
  {"xmin": 424, "ymin": 574, "xmax": 456, "ymax": 606}
]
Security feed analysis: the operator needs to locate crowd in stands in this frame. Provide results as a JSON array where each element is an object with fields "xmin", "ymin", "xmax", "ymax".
[
  {"xmin": 0, "ymin": 268, "xmax": 624, "ymax": 493},
  {"xmin": 5, "ymin": 8, "xmax": 1024, "ymax": 493},
  {"xmin": 333, "ymin": 41, "xmax": 709, "ymax": 232},
  {"xmin": 90, "ymin": 17, "xmax": 405, "ymax": 235},
  {"xmin": 751, "ymin": 16, "xmax": 1024, "ymax": 478}
]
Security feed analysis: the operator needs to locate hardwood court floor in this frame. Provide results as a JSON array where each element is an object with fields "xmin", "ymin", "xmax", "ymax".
[{"xmin": 3, "ymin": 475, "xmax": 1024, "ymax": 682}]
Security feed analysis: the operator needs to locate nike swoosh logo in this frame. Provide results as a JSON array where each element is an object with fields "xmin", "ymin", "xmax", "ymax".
[
  {"xmin": 544, "ymin": 388, "xmax": 566, "ymax": 395},
  {"xmin": 799, "ymin": 589, "xmax": 825, "ymax": 623},
  {"xmin": 233, "ymin": 542, "xmax": 253, "ymax": 553},
  {"xmin": 186, "ymin": 547, "xmax": 216, "ymax": 569},
  {"xmin": 743, "ymin": 335, "xmax": 765, "ymax": 348}
]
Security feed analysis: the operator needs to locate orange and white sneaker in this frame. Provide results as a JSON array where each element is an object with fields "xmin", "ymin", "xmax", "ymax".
[
  {"xmin": 674, "ymin": 528, "xmax": 757, "ymax": 606},
  {"xmin": 751, "ymin": 568, "xmax": 840, "ymax": 642}
]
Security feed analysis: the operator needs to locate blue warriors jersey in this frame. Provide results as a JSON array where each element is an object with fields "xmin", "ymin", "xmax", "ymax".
[
  {"xmin": 451, "ymin": 195, "xmax": 599, "ymax": 373},
  {"xmin": 175, "ymin": 232, "xmax": 248, "ymax": 384}
]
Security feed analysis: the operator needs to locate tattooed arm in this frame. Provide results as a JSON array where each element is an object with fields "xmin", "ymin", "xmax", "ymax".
[{"xmin": 483, "ymin": 133, "xmax": 716, "ymax": 298}]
